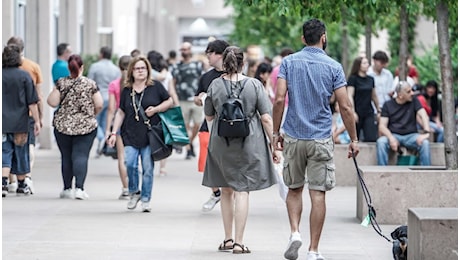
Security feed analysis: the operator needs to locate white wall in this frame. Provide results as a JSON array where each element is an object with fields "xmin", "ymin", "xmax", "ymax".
[{"xmin": 112, "ymin": 0, "xmax": 138, "ymax": 57}]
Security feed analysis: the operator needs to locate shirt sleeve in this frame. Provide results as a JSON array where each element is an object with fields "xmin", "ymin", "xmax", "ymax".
[
  {"xmin": 204, "ymin": 82, "xmax": 215, "ymax": 116},
  {"xmin": 25, "ymin": 74, "xmax": 38, "ymax": 105},
  {"xmin": 254, "ymin": 79, "xmax": 272, "ymax": 116}
]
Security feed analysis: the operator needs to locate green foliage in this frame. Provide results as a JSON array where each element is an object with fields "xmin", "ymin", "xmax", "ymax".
[{"xmin": 387, "ymin": 12, "xmax": 418, "ymax": 58}]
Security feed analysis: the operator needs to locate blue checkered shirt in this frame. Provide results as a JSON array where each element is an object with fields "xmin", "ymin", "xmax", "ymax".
[{"xmin": 278, "ymin": 47, "xmax": 347, "ymax": 140}]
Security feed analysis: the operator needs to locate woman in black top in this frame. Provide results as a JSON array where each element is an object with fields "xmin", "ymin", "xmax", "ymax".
[
  {"xmin": 108, "ymin": 56, "xmax": 173, "ymax": 212},
  {"xmin": 347, "ymin": 56, "xmax": 380, "ymax": 142}
]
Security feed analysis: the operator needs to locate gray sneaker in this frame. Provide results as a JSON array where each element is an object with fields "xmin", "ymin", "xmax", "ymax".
[
  {"xmin": 284, "ymin": 232, "xmax": 302, "ymax": 260},
  {"xmin": 119, "ymin": 188, "xmax": 129, "ymax": 200},
  {"xmin": 127, "ymin": 192, "xmax": 141, "ymax": 210},
  {"xmin": 202, "ymin": 193, "xmax": 221, "ymax": 212}
]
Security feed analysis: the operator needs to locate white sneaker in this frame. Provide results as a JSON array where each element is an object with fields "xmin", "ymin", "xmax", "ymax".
[
  {"xmin": 75, "ymin": 188, "xmax": 89, "ymax": 200},
  {"xmin": 8, "ymin": 182, "xmax": 17, "ymax": 193},
  {"xmin": 202, "ymin": 193, "xmax": 221, "ymax": 212},
  {"xmin": 141, "ymin": 201, "xmax": 151, "ymax": 212},
  {"xmin": 307, "ymin": 251, "xmax": 325, "ymax": 260},
  {"xmin": 119, "ymin": 188, "xmax": 129, "ymax": 200},
  {"xmin": 24, "ymin": 177, "xmax": 34, "ymax": 194},
  {"xmin": 284, "ymin": 232, "xmax": 302, "ymax": 260},
  {"xmin": 127, "ymin": 192, "xmax": 141, "ymax": 210},
  {"xmin": 60, "ymin": 188, "xmax": 74, "ymax": 199}
]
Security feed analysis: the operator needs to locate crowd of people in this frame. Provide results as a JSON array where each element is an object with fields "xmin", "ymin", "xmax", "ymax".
[{"xmin": 2, "ymin": 17, "xmax": 452, "ymax": 260}]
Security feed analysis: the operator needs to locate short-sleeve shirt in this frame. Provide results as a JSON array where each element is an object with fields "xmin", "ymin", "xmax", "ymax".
[
  {"xmin": 171, "ymin": 61, "xmax": 202, "ymax": 101},
  {"xmin": 52, "ymin": 59, "xmax": 70, "ymax": 84},
  {"xmin": 119, "ymin": 82, "xmax": 170, "ymax": 148},
  {"xmin": 381, "ymin": 97, "xmax": 422, "ymax": 135},
  {"xmin": 347, "ymin": 74, "xmax": 375, "ymax": 117},
  {"xmin": 196, "ymin": 68, "xmax": 224, "ymax": 132},
  {"xmin": 53, "ymin": 76, "xmax": 99, "ymax": 135},
  {"xmin": 21, "ymin": 58, "xmax": 43, "ymax": 85},
  {"xmin": 87, "ymin": 59, "xmax": 121, "ymax": 101},
  {"xmin": 2, "ymin": 67, "xmax": 38, "ymax": 133},
  {"xmin": 278, "ymin": 47, "xmax": 347, "ymax": 139},
  {"xmin": 108, "ymin": 78, "xmax": 122, "ymax": 108}
]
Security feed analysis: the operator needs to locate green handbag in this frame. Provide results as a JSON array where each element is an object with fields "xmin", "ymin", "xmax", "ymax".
[{"xmin": 158, "ymin": 106, "xmax": 190, "ymax": 146}]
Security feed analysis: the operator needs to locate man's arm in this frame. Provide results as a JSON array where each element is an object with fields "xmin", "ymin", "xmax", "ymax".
[
  {"xmin": 416, "ymin": 108, "xmax": 431, "ymax": 133},
  {"xmin": 35, "ymin": 83, "xmax": 44, "ymax": 126},
  {"xmin": 272, "ymin": 78, "xmax": 287, "ymax": 150},
  {"xmin": 335, "ymin": 86, "xmax": 359, "ymax": 157}
]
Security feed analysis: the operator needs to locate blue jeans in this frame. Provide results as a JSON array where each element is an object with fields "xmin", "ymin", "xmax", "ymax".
[
  {"xmin": 124, "ymin": 145, "xmax": 154, "ymax": 202},
  {"xmin": 429, "ymin": 121, "xmax": 444, "ymax": 143},
  {"xmin": 96, "ymin": 100, "xmax": 108, "ymax": 142},
  {"xmin": 377, "ymin": 133, "xmax": 431, "ymax": 166}
]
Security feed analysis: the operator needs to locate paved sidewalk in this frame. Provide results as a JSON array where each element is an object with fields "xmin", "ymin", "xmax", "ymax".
[{"xmin": 3, "ymin": 145, "xmax": 397, "ymax": 259}]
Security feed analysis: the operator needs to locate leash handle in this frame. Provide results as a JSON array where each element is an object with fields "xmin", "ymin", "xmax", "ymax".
[{"xmin": 352, "ymin": 149, "xmax": 392, "ymax": 243}]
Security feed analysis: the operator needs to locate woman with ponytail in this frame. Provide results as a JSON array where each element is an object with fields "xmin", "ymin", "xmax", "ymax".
[
  {"xmin": 47, "ymin": 54, "xmax": 103, "ymax": 200},
  {"xmin": 105, "ymin": 55, "xmax": 131, "ymax": 199},
  {"xmin": 202, "ymin": 46, "xmax": 277, "ymax": 254}
]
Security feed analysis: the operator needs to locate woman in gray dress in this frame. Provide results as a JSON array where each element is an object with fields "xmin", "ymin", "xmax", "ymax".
[{"xmin": 203, "ymin": 46, "xmax": 278, "ymax": 254}]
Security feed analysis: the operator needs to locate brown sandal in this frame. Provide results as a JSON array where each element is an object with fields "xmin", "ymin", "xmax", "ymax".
[
  {"xmin": 232, "ymin": 243, "xmax": 251, "ymax": 254},
  {"xmin": 218, "ymin": 238, "xmax": 234, "ymax": 251}
]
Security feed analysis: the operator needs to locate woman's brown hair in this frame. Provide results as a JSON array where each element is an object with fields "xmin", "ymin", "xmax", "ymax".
[{"xmin": 124, "ymin": 56, "xmax": 154, "ymax": 87}]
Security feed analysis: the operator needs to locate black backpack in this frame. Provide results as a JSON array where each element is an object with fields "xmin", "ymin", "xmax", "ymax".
[{"xmin": 218, "ymin": 78, "xmax": 251, "ymax": 146}]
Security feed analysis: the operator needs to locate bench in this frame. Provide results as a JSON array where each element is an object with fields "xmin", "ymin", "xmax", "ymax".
[
  {"xmin": 408, "ymin": 208, "xmax": 458, "ymax": 260},
  {"xmin": 356, "ymin": 166, "xmax": 457, "ymax": 224},
  {"xmin": 334, "ymin": 143, "xmax": 446, "ymax": 186}
]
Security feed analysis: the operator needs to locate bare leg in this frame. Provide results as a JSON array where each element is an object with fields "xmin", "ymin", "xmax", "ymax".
[
  {"xmin": 116, "ymin": 136, "xmax": 128, "ymax": 188},
  {"xmin": 234, "ymin": 191, "xmax": 249, "ymax": 244},
  {"xmin": 286, "ymin": 186, "xmax": 304, "ymax": 233},
  {"xmin": 220, "ymin": 187, "xmax": 234, "ymax": 241},
  {"xmin": 308, "ymin": 189, "xmax": 326, "ymax": 252}
]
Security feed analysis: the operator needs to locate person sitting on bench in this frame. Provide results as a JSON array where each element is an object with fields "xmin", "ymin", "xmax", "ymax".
[{"xmin": 377, "ymin": 81, "xmax": 432, "ymax": 165}]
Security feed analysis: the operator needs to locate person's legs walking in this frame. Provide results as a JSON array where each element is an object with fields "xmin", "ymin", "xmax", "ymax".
[
  {"xmin": 116, "ymin": 136, "xmax": 129, "ymax": 199},
  {"xmin": 95, "ymin": 102, "xmax": 108, "ymax": 155},
  {"xmin": 72, "ymin": 130, "xmax": 96, "ymax": 199},
  {"xmin": 308, "ymin": 190, "xmax": 326, "ymax": 252},
  {"xmin": 220, "ymin": 187, "xmax": 234, "ymax": 246},
  {"xmin": 124, "ymin": 146, "xmax": 141, "ymax": 209},
  {"xmin": 139, "ymin": 145, "xmax": 154, "ymax": 212},
  {"xmin": 54, "ymin": 130, "xmax": 74, "ymax": 194},
  {"xmin": 284, "ymin": 187, "xmax": 303, "ymax": 260}
]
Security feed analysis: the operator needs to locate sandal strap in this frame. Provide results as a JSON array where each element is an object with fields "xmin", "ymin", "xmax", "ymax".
[{"xmin": 223, "ymin": 238, "xmax": 234, "ymax": 244}]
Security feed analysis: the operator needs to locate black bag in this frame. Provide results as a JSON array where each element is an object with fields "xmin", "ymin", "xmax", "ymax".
[
  {"xmin": 101, "ymin": 142, "xmax": 118, "ymax": 159},
  {"xmin": 136, "ymin": 95, "xmax": 172, "ymax": 162},
  {"xmin": 147, "ymin": 123, "xmax": 173, "ymax": 161},
  {"xmin": 217, "ymin": 78, "xmax": 251, "ymax": 146}
]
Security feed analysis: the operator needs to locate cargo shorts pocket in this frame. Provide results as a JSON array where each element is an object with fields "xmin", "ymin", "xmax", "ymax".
[
  {"xmin": 312, "ymin": 138, "xmax": 333, "ymax": 161},
  {"xmin": 283, "ymin": 135, "xmax": 298, "ymax": 159},
  {"xmin": 325, "ymin": 164, "xmax": 336, "ymax": 191}
]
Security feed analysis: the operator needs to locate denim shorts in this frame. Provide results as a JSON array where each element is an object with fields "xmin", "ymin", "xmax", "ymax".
[
  {"xmin": 2, "ymin": 133, "xmax": 30, "ymax": 174},
  {"xmin": 282, "ymin": 135, "xmax": 335, "ymax": 191}
]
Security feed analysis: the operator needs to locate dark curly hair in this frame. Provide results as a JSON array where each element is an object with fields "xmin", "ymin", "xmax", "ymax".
[{"xmin": 2, "ymin": 44, "xmax": 22, "ymax": 68}]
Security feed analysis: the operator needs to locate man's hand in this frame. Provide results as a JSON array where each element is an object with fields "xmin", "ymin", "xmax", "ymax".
[
  {"xmin": 348, "ymin": 142, "xmax": 360, "ymax": 158},
  {"xmin": 272, "ymin": 150, "xmax": 282, "ymax": 164},
  {"xmin": 416, "ymin": 133, "xmax": 430, "ymax": 145},
  {"xmin": 389, "ymin": 136, "xmax": 399, "ymax": 152},
  {"xmin": 273, "ymin": 135, "xmax": 284, "ymax": 151}
]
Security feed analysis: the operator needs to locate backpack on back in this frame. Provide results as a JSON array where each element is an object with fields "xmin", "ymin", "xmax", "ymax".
[{"xmin": 218, "ymin": 78, "xmax": 250, "ymax": 146}]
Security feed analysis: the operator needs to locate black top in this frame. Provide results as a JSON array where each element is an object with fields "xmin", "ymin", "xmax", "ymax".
[
  {"xmin": 195, "ymin": 69, "xmax": 225, "ymax": 132},
  {"xmin": 2, "ymin": 68, "xmax": 38, "ymax": 133},
  {"xmin": 348, "ymin": 74, "xmax": 375, "ymax": 117},
  {"xmin": 119, "ymin": 81, "xmax": 170, "ymax": 148},
  {"xmin": 381, "ymin": 97, "xmax": 422, "ymax": 135}
]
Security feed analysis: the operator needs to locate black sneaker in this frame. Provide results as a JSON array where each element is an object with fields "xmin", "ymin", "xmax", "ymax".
[
  {"xmin": 185, "ymin": 149, "xmax": 193, "ymax": 160},
  {"xmin": 190, "ymin": 144, "xmax": 196, "ymax": 157},
  {"xmin": 17, "ymin": 184, "xmax": 31, "ymax": 195},
  {"xmin": 2, "ymin": 185, "xmax": 8, "ymax": 197}
]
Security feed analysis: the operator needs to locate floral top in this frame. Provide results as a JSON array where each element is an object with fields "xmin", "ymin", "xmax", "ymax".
[{"xmin": 53, "ymin": 76, "xmax": 99, "ymax": 135}]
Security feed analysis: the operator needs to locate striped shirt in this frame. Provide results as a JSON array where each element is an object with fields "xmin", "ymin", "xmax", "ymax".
[{"xmin": 278, "ymin": 47, "xmax": 347, "ymax": 140}]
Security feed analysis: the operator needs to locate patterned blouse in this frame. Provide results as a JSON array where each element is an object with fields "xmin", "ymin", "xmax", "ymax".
[{"xmin": 53, "ymin": 76, "xmax": 99, "ymax": 135}]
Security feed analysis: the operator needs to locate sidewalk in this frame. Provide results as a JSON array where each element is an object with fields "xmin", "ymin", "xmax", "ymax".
[{"xmin": 2, "ymin": 145, "xmax": 397, "ymax": 260}]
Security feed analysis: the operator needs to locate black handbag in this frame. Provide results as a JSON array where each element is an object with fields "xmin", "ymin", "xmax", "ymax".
[
  {"xmin": 101, "ymin": 142, "xmax": 118, "ymax": 159},
  {"xmin": 137, "ymin": 97, "xmax": 172, "ymax": 161}
]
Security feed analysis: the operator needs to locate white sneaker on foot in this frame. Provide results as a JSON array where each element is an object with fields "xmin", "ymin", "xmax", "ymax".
[
  {"xmin": 284, "ymin": 232, "xmax": 302, "ymax": 260},
  {"xmin": 119, "ymin": 188, "xmax": 129, "ymax": 200},
  {"xmin": 307, "ymin": 251, "xmax": 325, "ymax": 260},
  {"xmin": 141, "ymin": 201, "xmax": 151, "ymax": 212},
  {"xmin": 8, "ymin": 182, "xmax": 17, "ymax": 193},
  {"xmin": 202, "ymin": 193, "xmax": 220, "ymax": 212},
  {"xmin": 59, "ymin": 188, "xmax": 74, "ymax": 199},
  {"xmin": 75, "ymin": 188, "xmax": 89, "ymax": 200},
  {"xmin": 127, "ymin": 192, "xmax": 141, "ymax": 210},
  {"xmin": 24, "ymin": 177, "xmax": 34, "ymax": 194}
]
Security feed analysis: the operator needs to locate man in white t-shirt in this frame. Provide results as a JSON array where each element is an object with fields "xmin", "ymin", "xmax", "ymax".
[{"xmin": 367, "ymin": 51, "xmax": 394, "ymax": 110}]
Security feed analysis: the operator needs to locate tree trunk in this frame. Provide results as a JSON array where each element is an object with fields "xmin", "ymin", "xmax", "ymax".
[
  {"xmin": 365, "ymin": 16, "xmax": 372, "ymax": 63},
  {"xmin": 341, "ymin": 5, "xmax": 349, "ymax": 75},
  {"xmin": 398, "ymin": 5, "xmax": 409, "ymax": 81},
  {"xmin": 436, "ymin": 1, "xmax": 458, "ymax": 169}
]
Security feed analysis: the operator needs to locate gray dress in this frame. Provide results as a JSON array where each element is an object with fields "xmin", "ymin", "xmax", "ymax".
[{"xmin": 202, "ymin": 77, "xmax": 277, "ymax": 192}]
